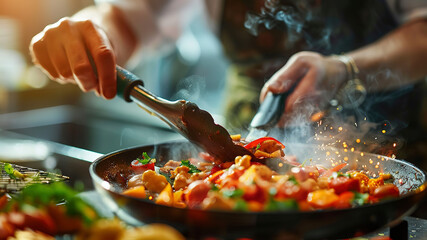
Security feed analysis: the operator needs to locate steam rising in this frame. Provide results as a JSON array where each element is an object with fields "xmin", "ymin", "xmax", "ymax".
[
  {"xmin": 242, "ymin": 0, "xmax": 416, "ymax": 161},
  {"xmin": 245, "ymin": 0, "xmax": 333, "ymax": 50}
]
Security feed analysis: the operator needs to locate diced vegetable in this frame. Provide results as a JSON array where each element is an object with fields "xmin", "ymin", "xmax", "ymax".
[
  {"xmin": 185, "ymin": 180, "xmax": 211, "ymax": 208},
  {"xmin": 328, "ymin": 176, "xmax": 360, "ymax": 194},
  {"xmin": 131, "ymin": 152, "xmax": 155, "ymax": 171},
  {"xmin": 373, "ymin": 184, "xmax": 400, "ymax": 199},
  {"xmin": 320, "ymin": 163, "xmax": 348, "ymax": 178},
  {"xmin": 244, "ymin": 137, "xmax": 285, "ymax": 150},
  {"xmin": 156, "ymin": 183, "xmax": 173, "ymax": 206},
  {"xmin": 180, "ymin": 160, "xmax": 201, "ymax": 174},
  {"xmin": 307, "ymin": 189, "xmax": 339, "ymax": 209},
  {"xmin": 122, "ymin": 186, "xmax": 147, "ymax": 199},
  {"xmin": 121, "ymin": 136, "xmax": 402, "ymax": 212}
]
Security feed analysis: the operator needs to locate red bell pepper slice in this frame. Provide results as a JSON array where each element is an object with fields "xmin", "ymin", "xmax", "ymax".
[
  {"xmin": 320, "ymin": 163, "xmax": 348, "ymax": 178},
  {"xmin": 131, "ymin": 160, "xmax": 155, "ymax": 171},
  {"xmin": 244, "ymin": 137, "xmax": 285, "ymax": 150}
]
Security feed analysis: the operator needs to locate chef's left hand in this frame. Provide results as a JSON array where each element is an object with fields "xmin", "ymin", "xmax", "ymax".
[{"xmin": 260, "ymin": 51, "xmax": 347, "ymax": 124}]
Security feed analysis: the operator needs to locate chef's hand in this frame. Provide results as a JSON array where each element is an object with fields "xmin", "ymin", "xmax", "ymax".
[
  {"xmin": 260, "ymin": 51, "xmax": 347, "ymax": 124},
  {"xmin": 29, "ymin": 17, "xmax": 116, "ymax": 99}
]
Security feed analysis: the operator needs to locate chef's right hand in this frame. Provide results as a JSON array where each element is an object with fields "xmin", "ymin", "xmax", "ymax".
[{"xmin": 29, "ymin": 17, "xmax": 117, "ymax": 99}]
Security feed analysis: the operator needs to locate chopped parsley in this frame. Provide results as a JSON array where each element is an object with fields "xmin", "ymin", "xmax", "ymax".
[
  {"xmin": 233, "ymin": 199, "xmax": 249, "ymax": 211},
  {"xmin": 288, "ymin": 175, "xmax": 299, "ymax": 185},
  {"xmin": 265, "ymin": 198, "xmax": 298, "ymax": 211},
  {"xmin": 136, "ymin": 152, "xmax": 153, "ymax": 165},
  {"xmin": 255, "ymin": 143, "xmax": 261, "ymax": 150},
  {"xmin": 181, "ymin": 160, "xmax": 201, "ymax": 173},
  {"xmin": 222, "ymin": 188, "xmax": 244, "ymax": 198},
  {"xmin": 331, "ymin": 172, "xmax": 351, "ymax": 179},
  {"xmin": 211, "ymin": 185, "xmax": 219, "ymax": 191},
  {"xmin": 352, "ymin": 192, "xmax": 369, "ymax": 206},
  {"xmin": 159, "ymin": 171, "xmax": 173, "ymax": 185}
]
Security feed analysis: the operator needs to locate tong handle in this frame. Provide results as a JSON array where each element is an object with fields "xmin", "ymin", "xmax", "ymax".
[
  {"xmin": 250, "ymin": 82, "xmax": 298, "ymax": 129},
  {"xmin": 116, "ymin": 65, "xmax": 144, "ymax": 102},
  {"xmin": 249, "ymin": 92, "xmax": 288, "ymax": 129},
  {"xmin": 115, "ymin": 65, "xmax": 187, "ymax": 133}
]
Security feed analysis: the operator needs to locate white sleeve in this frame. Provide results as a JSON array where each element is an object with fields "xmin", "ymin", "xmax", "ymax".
[
  {"xmin": 94, "ymin": 0, "xmax": 201, "ymax": 51},
  {"xmin": 386, "ymin": 0, "xmax": 427, "ymax": 24}
]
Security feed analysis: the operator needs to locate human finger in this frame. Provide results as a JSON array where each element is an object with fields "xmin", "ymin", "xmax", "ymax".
[
  {"xmin": 77, "ymin": 20, "xmax": 116, "ymax": 99},
  {"xmin": 60, "ymin": 20, "xmax": 98, "ymax": 92},
  {"xmin": 43, "ymin": 22, "xmax": 75, "ymax": 83},
  {"xmin": 259, "ymin": 56, "xmax": 308, "ymax": 102},
  {"xmin": 29, "ymin": 32, "xmax": 60, "ymax": 80}
]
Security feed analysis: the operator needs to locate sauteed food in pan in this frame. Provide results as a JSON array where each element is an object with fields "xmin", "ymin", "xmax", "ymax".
[{"xmin": 114, "ymin": 136, "xmax": 401, "ymax": 212}]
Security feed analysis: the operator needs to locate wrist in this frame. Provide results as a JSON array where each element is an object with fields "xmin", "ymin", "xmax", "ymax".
[{"xmin": 330, "ymin": 55, "xmax": 367, "ymax": 108}]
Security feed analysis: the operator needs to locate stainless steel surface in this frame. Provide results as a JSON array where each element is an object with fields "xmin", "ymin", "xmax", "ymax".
[
  {"xmin": 129, "ymin": 86, "xmax": 189, "ymax": 136},
  {"xmin": 118, "ymin": 67, "xmax": 257, "ymax": 163},
  {"xmin": 0, "ymin": 105, "xmax": 183, "ymax": 154}
]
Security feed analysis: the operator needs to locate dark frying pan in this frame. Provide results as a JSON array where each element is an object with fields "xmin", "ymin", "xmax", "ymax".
[{"xmin": 89, "ymin": 141, "xmax": 427, "ymax": 240}]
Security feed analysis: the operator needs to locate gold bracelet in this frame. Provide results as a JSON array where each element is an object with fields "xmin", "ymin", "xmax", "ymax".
[
  {"xmin": 332, "ymin": 54, "xmax": 359, "ymax": 81},
  {"xmin": 331, "ymin": 55, "xmax": 366, "ymax": 108}
]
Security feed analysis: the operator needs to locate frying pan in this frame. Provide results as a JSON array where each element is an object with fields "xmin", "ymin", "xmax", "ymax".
[{"xmin": 89, "ymin": 141, "xmax": 427, "ymax": 240}]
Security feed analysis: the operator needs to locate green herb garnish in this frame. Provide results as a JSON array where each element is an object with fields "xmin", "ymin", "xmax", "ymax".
[
  {"xmin": 136, "ymin": 152, "xmax": 153, "ymax": 165},
  {"xmin": 288, "ymin": 175, "xmax": 299, "ymax": 185},
  {"xmin": 222, "ymin": 188, "xmax": 244, "ymax": 198},
  {"xmin": 211, "ymin": 185, "xmax": 219, "ymax": 191},
  {"xmin": 233, "ymin": 199, "xmax": 249, "ymax": 211},
  {"xmin": 159, "ymin": 171, "xmax": 173, "ymax": 185},
  {"xmin": 331, "ymin": 172, "xmax": 351, "ymax": 179},
  {"xmin": 255, "ymin": 143, "xmax": 261, "ymax": 150},
  {"xmin": 265, "ymin": 198, "xmax": 299, "ymax": 211},
  {"xmin": 352, "ymin": 192, "xmax": 369, "ymax": 206},
  {"xmin": 181, "ymin": 160, "xmax": 201, "ymax": 173}
]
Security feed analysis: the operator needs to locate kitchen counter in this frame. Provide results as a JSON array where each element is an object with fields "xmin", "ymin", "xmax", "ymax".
[{"xmin": 0, "ymin": 105, "xmax": 184, "ymax": 189}]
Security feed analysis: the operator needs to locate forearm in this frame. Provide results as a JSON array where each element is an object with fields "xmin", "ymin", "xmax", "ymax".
[
  {"xmin": 347, "ymin": 19, "xmax": 427, "ymax": 92},
  {"xmin": 72, "ymin": 4, "xmax": 138, "ymax": 65}
]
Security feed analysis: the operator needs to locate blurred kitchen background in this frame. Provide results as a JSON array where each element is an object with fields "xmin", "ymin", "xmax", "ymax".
[
  {"xmin": 0, "ymin": 0, "xmax": 230, "ymax": 188},
  {"xmin": 0, "ymin": 0, "xmax": 228, "ymax": 151}
]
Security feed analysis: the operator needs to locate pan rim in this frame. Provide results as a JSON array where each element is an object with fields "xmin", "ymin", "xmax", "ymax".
[{"xmin": 89, "ymin": 140, "xmax": 427, "ymax": 216}]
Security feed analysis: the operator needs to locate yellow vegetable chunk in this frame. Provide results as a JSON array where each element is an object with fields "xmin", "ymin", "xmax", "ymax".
[
  {"xmin": 239, "ymin": 165, "xmax": 272, "ymax": 185},
  {"xmin": 141, "ymin": 170, "xmax": 168, "ymax": 193},
  {"xmin": 156, "ymin": 183, "xmax": 173, "ymax": 206},
  {"xmin": 122, "ymin": 186, "xmax": 146, "ymax": 199}
]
